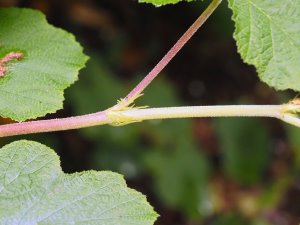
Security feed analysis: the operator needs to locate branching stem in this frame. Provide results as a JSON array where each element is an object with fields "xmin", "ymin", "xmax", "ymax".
[
  {"xmin": 0, "ymin": 104, "xmax": 300, "ymax": 137},
  {"xmin": 1, "ymin": 0, "xmax": 299, "ymax": 138}
]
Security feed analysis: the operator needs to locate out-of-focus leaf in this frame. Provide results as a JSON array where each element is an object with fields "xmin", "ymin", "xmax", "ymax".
[
  {"xmin": 91, "ymin": 140, "xmax": 143, "ymax": 179},
  {"xmin": 0, "ymin": 8, "xmax": 88, "ymax": 121},
  {"xmin": 138, "ymin": 77, "xmax": 180, "ymax": 107},
  {"xmin": 144, "ymin": 136, "xmax": 211, "ymax": 218},
  {"xmin": 215, "ymin": 118, "xmax": 270, "ymax": 185},
  {"xmin": 285, "ymin": 125, "xmax": 300, "ymax": 169},
  {"xmin": 0, "ymin": 140, "xmax": 158, "ymax": 225},
  {"xmin": 67, "ymin": 55, "xmax": 125, "ymax": 113},
  {"xmin": 258, "ymin": 177, "xmax": 291, "ymax": 210}
]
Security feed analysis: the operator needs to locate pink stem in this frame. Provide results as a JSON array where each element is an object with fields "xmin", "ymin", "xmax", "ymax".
[
  {"xmin": 0, "ymin": 111, "xmax": 108, "ymax": 137},
  {"xmin": 117, "ymin": 0, "xmax": 222, "ymax": 108}
]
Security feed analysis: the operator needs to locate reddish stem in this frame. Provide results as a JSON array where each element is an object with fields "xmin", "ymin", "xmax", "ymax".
[
  {"xmin": 0, "ymin": 111, "xmax": 108, "ymax": 137},
  {"xmin": 117, "ymin": 0, "xmax": 222, "ymax": 108}
]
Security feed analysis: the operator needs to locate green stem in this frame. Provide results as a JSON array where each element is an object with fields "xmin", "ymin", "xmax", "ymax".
[{"xmin": 118, "ymin": 105, "xmax": 284, "ymax": 120}]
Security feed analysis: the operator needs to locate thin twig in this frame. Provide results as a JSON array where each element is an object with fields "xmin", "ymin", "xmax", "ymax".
[{"xmin": 113, "ymin": 0, "xmax": 223, "ymax": 109}]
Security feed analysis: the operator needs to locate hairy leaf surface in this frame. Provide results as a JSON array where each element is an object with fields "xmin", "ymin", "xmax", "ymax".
[
  {"xmin": 138, "ymin": 0, "xmax": 196, "ymax": 6},
  {"xmin": 0, "ymin": 140, "xmax": 158, "ymax": 225},
  {"xmin": 0, "ymin": 8, "xmax": 88, "ymax": 121},
  {"xmin": 228, "ymin": 0, "xmax": 300, "ymax": 91}
]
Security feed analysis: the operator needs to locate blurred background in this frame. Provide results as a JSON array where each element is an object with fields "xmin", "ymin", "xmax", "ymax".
[{"xmin": 1, "ymin": 0, "xmax": 300, "ymax": 224}]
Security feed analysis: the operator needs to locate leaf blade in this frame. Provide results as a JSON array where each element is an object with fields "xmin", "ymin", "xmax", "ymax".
[
  {"xmin": 0, "ymin": 8, "xmax": 88, "ymax": 121},
  {"xmin": 228, "ymin": 0, "xmax": 300, "ymax": 91},
  {"xmin": 0, "ymin": 140, "xmax": 158, "ymax": 225}
]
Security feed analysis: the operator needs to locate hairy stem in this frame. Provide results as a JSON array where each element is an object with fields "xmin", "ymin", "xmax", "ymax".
[
  {"xmin": 114, "ymin": 0, "xmax": 222, "ymax": 109},
  {"xmin": 0, "ymin": 104, "xmax": 299, "ymax": 137}
]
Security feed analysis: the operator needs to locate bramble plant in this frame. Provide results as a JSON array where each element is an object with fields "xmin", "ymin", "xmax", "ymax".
[{"xmin": 0, "ymin": 0, "xmax": 299, "ymax": 224}]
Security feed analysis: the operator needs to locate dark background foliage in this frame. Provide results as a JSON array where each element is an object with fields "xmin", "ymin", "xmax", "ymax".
[{"xmin": 0, "ymin": 0, "xmax": 300, "ymax": 224}]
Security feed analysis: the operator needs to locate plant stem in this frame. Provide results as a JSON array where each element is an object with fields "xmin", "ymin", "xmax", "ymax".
[
  {"xmin": 114, "ymin": 0, "xmax": 222, "ymax": 109},
  {"xmin": 121, "ymin": 105, "xmax": 284, "ymax": 120},
  {"xmin": 0, "ymin": 0, "xmax": 224, "ymax": 137},
  {"xmin": 1, "ymin": 0, "xmax": 299, "ymax": 138},
  {"xmin": 0, "ymin": 111, "xmax": 108, "ymax": 137},
  {"xmin": 0, "ymin": 104, "xmax": 299, "ymax": 137}
]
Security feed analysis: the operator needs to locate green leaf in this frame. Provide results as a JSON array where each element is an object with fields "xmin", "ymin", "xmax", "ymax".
[
  {"xmin": 0, "ymin": 140, "xmax": 158, "ymax": 225},
  {"xmin": 0, "ymin": 8, "xmax": 88, "ymax": 121},
  {"xmin": 228, "ymin": 0, "xmax": 300, "ymax": 91},
  {"xmin": 215, "ymin": 118, "xmax": 270, "ymax": 185},
  {"xmin": 138, "ymin": 0, "xmax": 196, "ymax": 7}
]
